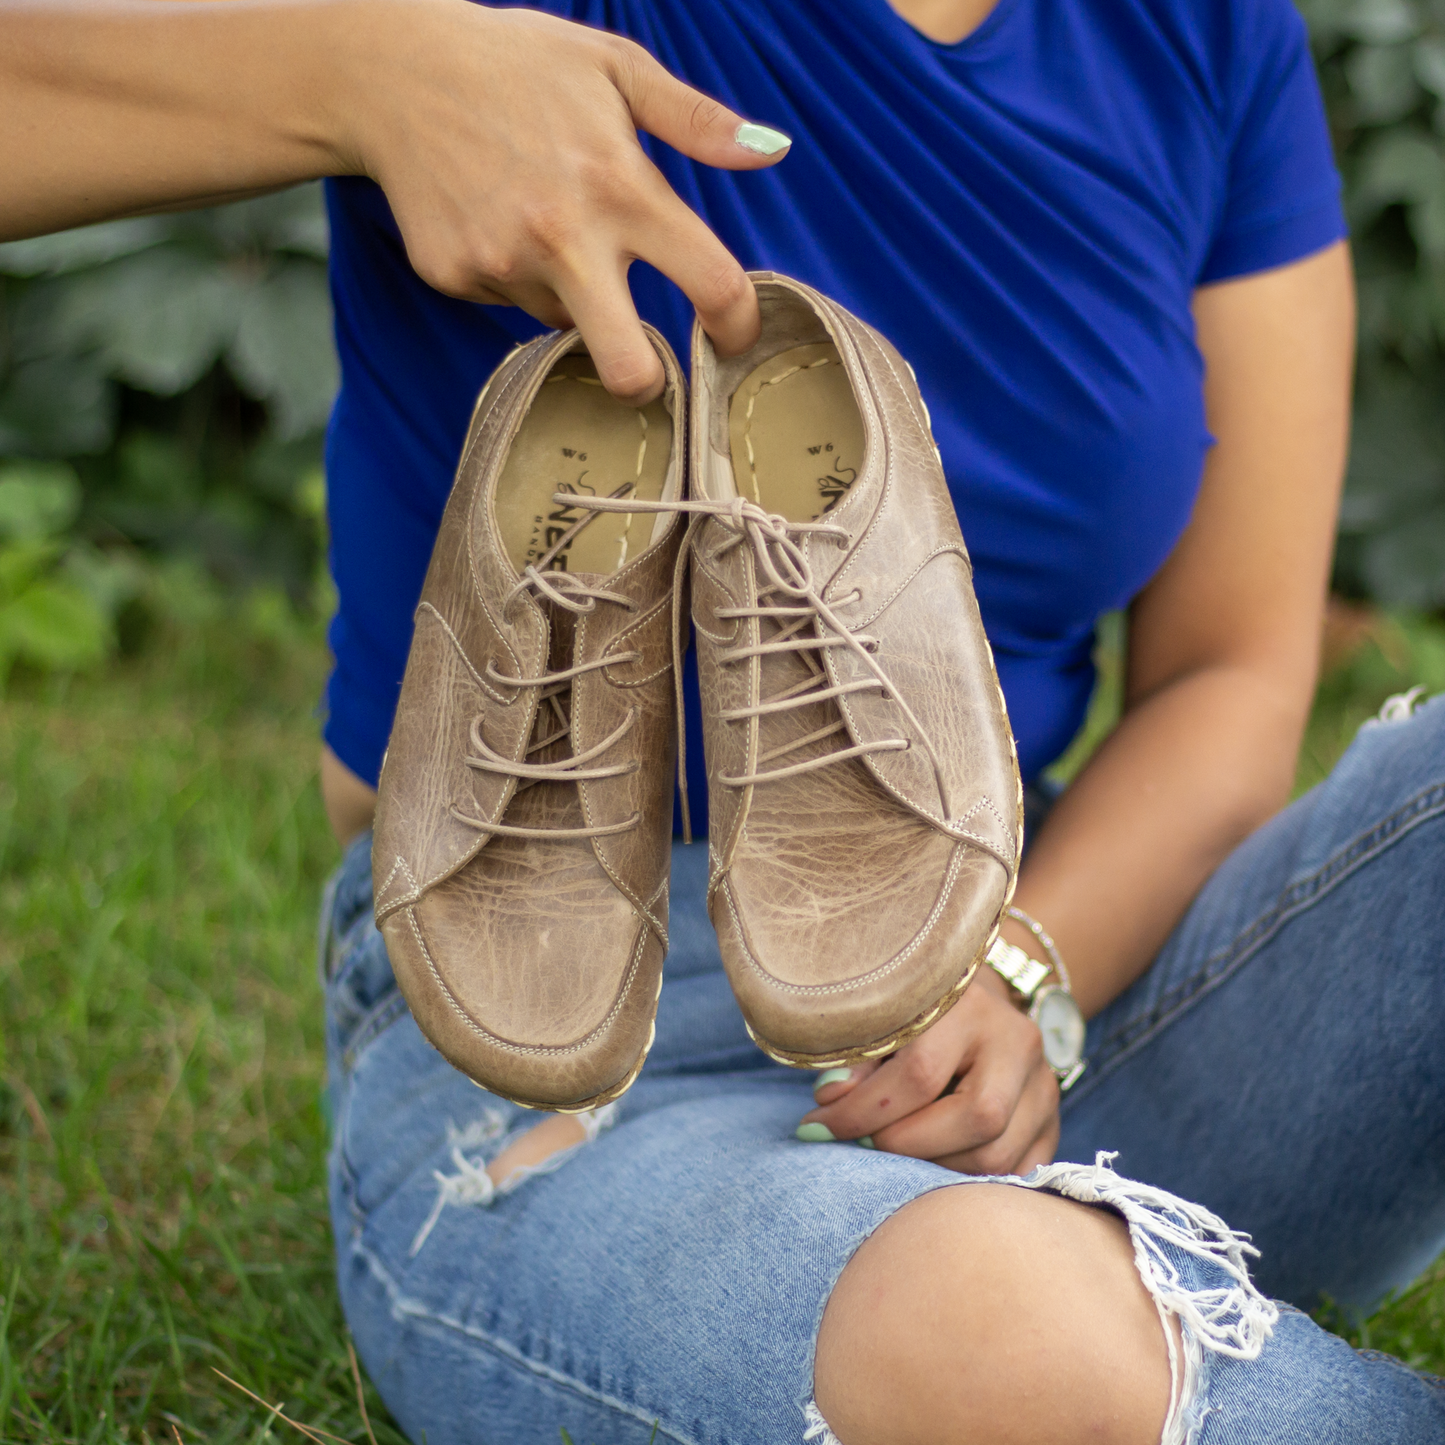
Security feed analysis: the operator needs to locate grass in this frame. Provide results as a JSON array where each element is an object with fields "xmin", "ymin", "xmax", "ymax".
[
  {"xmin": 2, "ymin": 601, "xmax": 1444, "ymax": 1443},
  {"xmin": 0, "ymin": 599, "xmax": 406, "ymax": 1444}
]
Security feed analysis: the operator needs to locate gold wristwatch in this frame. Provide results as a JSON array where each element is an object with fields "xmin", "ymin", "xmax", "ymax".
[{"xmin": 986, "ymin": 907, "xmax": 1087, "ymax": 1091}]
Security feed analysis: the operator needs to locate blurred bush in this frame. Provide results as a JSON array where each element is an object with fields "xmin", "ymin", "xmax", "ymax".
[
  {"xmin": 0, "ymin": 185, "xmax": 333, "ymax": 649},
  {"xmin": 1303, "ymin": 0, "xmax": 1445, "ymax": 608},
  {"xmin": 3, "ymin": 12, "xmax": 1445, "ymax": 685},
  {"xmin": 0, "ymin": 460, "xmax": 130, "ymax": 677}
]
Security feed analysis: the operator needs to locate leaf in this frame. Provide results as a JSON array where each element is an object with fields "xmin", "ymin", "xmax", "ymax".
[
  {"xmin": 1347, "ymin": 43, "xmax": 1422, "ymax": 123},
  {"xmin": 0, "ymin": 578, "xmax": 110, "ymax": 671},
  {"xmin": 0, "ymin": 353, "xmax": 116, "ymax": 456},
  {"xmin": 59, "ymin": 544, "xmax": 147, "ymax": 618},
  {"xmin": 1343, "ymin": 367, "xmax": 1445, "ymax": 527},
  {"xmin": 0, "ymin": 462, "xmax": 81, "ymax": 541},
  {"xmin": 1337, "ymin": 0, "xmax": 1421, "ymax": 45},
  {"xmin": 1353, "ymin": 128, "xmax": 1445, "ymax": 217},
  {"xmin": 227, "ymin": 261, "xmax": 338, "ymax": 438},
  {"xmin": 0, "ymin": 218, "xmax": 171, "ymax": 278},
  {"xmin": 52, "ymin": 249, "xmax": 247, "ymax": 396},
  {"xmin": 117, "ymin": 432, "xmax": 204, "ymax": 508},
  {"xmin": 0, "ymin": 539, "xmax": 63, "ymax": 601},
  {"xmin": 207, "ymin": 186, "xmax": 330, "ymax": 261},
  {"xmin": 1415, "ymin": 35, "xmax": 1445, "ymax": 98},
  {"xmin": 1361, "ymin": 504, "xmax": 1445, "ymax": 606},
  {"xmin": 1351, "ymin": 127, "xmax": 1445, "ymax": 255}
]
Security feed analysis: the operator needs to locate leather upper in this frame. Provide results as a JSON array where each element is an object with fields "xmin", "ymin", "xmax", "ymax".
[
  {"xmin": 690, "ymin": 274, "xmax": 1023, "ymax": 1062},
  {"xmin": 371, "ymin": 328, "xmax": 686, "ymax": 1109}
]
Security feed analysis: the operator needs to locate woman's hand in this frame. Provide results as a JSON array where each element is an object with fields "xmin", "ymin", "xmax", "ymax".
[
  {"xmin": 332, "ymin": 2, "xmax": 789, "ymax": 400},
  {"xmin": 2, "ymin": 0, "xmax": 789, "ymax": 402},
  {"xmin": 800, "ymin": 967, "xmax": 1060, "ymax": 1175}
]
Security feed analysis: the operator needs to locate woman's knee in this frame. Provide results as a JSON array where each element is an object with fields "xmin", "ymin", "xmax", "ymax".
[{"xmin": 813, "ymin": 1182, "xmax": 1172, "ymax": 1445}]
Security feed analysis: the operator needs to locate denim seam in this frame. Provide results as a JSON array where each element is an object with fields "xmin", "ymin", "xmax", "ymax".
[
  {"xmin": 340, "ymin": 991, "xmax": 411, "ymax": 1075},
  {"xmin": 1069, "ymin": 781, "xmax": 1445, "ymax": 1100},
  {"xmin": 345, "ymin": 1229, "xmax": 697, "ymax": 1444}
]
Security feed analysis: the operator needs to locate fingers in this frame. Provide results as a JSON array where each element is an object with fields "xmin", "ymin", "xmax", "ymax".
[
  {"xmin": 805, "ymin": 1006, "xmax": 976, "ymax": 1141},
  {"xmin": 371, "ymin": 8, "xmax": 783, "ymax": 398},
  {"xmin": 551, "ymin": 258, "xmax": 666, "ymax": 402},
  {"xmin": 873, "ymin": 1025, "xmax": 1045, "ymax": 1164},
  {"xmin": 929, "ymin": 1069, "xmax": 1061, "ymax": 1177},
  {"xmin": 801, "ymin": 968, "xmax": 1062, "ymax": 1177},
  {"xmin": 605, "ymin": 38, "xmax": 792, "ymax": 171},
  {"xmin": 633, "ymin": 191, "xmax": 760, "ymax": 356},
  {"xmin": 812, "ymin": 1061, "xmax": 880, "ymax": 1108},
  {"xmin": 1014, "ymin": 1112, "xmax": 1061, "ymax": 1176}
]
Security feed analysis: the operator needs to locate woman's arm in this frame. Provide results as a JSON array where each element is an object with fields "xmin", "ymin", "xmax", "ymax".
[
  {"xmin": 803, "ymin": 241, "xmax": 1355, "ymax": 1167},
  {"xmin": 1, "ymin": 0, "xmax": 786, "ymax": 399},
  {"xmin": 1008, "ymin": 240, "xmax": 1355, "ymax": 1013}
]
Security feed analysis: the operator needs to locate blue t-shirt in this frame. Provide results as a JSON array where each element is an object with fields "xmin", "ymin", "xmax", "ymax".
[{"xmin": 322, "ymin": 0, "xmax": 1344, "ymax": 820}]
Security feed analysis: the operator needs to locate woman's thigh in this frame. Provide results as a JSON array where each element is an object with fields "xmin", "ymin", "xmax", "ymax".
[{"xmin": 1059, "ymin": 693, "xmax": 1445, "ymax": 1311}]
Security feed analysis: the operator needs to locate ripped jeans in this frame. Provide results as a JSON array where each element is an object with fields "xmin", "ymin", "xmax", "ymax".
[{"xmin": 323, "ymin": 695, "xmax": 1445, "ymax": 1444}]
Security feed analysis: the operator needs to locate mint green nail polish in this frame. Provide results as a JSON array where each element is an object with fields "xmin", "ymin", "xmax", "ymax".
[
  {"xmin": 857, "ymin": 1136, "xmax": 875, "ymax": 1150},
  {"xmin": 813, "ymin": 1067, "xmax": 853, "ymax": 1096},
  {"xmin": 735, "ymin": 122, "xmax": 792, "ymax": 157},
  {"xmin": 796, "ymin": 1121, "xmax": 836, "ymax": 1143}
]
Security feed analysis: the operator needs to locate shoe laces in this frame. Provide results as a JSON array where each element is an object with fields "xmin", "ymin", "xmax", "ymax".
[
  {"xmin": 571, "ymin": 492, "xmax": 955, "ymax": 832},
  {"xmin": 448, "ymin": 484, "xmax": 645, "ymax": 842}
]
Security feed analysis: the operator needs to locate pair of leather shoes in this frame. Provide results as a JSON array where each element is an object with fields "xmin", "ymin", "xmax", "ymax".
[{"xmin": 372, "ymin": 273, "xmax": 1022, "ymax": 1112}]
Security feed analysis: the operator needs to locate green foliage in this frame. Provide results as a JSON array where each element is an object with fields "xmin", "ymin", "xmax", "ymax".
[
  {"xmin": 1301, "ymin": 0, "xmax": 1445, "ymax": 606},
  {"xmin": 0, "ymin": 188, "xmax": 333, "ymax": 604},
  {"xmin": 0, "ymin": 460, "xmax": 140, "ymax": 680},
  {"xmin": 1297, "ymin": 609, "xmax": 1445, "ymax": 782},
  {"xmin": 1045, "ymin": 607, "xmax": 1445, "ymax": 797}
]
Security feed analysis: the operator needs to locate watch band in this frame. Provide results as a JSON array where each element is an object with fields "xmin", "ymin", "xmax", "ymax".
[
  {"xmin": 1003, "ymin": 905, "xmax": 1074, "ymax": 995},
  {"xmin": 987, "ymin": 907, "xmax": 1088, "ymax": 1093},
  {"xmin": 986, "ymin": 935, "xmax": 1052, "ymax": 999}
]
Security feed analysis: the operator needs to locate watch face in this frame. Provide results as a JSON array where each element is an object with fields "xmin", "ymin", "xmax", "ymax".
[{"xmin": 1035, "ymin": 989, "xmax": 1086, "ymax": 1071}]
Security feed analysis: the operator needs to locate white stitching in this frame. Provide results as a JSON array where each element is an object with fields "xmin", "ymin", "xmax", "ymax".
[
  {"xmin": 414, "ymin": 601, "xmax": 517, "ymax": 706},
  {"xmin": 374, "ymin": 854, "xmax": 423, "ymax": 919},
  {"xmin": 404, "ymin": 903, "xmax": 650, "ymax": 1057},
  {"xmin": 722, "ymin": 841, "xmax": 980, "ymax": 997}
]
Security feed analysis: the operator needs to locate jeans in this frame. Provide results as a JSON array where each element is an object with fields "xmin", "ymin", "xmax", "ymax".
[{"xmin": 322, "ymin": 694, "xmax": 1445, "ymax": 1444}]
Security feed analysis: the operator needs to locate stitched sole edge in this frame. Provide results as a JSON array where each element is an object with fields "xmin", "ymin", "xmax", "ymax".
[{"xmin": 742, "ymin": 926, "xmax": 994, "ymax": 1070}]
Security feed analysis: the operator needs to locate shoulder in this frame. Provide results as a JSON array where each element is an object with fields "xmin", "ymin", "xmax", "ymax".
[{"xmin": 1094, "ymin": 0, "xmax": 1315, "ymax": 124}]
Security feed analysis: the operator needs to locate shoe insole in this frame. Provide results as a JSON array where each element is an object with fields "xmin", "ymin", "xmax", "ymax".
[
  {"xmin": 727, "ymin": 343, "xmax": 866, "ymax": 523},
  {"xmin": 496, "ymin": 355, "xmax": 672, "ymax": 576}
]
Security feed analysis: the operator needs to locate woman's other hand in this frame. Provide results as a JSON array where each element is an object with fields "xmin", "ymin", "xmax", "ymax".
[
  {"xmin": 800, "ymin": 969, "xmax": 1061, "ymax": 1176},
  {"xmin": 2, "ymin": 0, "xmax": 790, "ymax": 402}
]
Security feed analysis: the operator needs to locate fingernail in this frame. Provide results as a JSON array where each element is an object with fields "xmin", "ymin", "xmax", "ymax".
[
  {"xmin": 735, "ymin": 122, "xmax": 792, "ymax": 157},
  {"xmin": 795, "ymin": 1122, "xmax": 836, "ymax": 1142},
  {"xmin": 813, "ymin": 1068, "xmax": 853, "ymax": 1097},
  {"xmin": 857, "ymin": 1136, "xmax": 875, "ymax": 1150}
]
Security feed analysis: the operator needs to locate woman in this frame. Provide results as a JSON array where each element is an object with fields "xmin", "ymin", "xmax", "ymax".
[{"xmin": 7, "ymin": 1, "xmax": 1444, "ymax": 1441}]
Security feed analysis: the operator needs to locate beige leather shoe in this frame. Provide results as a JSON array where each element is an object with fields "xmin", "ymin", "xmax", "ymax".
[
  {"xmin": 372, "ymin": 327, "xmax": 687, "ymax": 1111},
  {"xmin": 688, "ymin": 273, "xmax": 1023, "ymax": 1068}
]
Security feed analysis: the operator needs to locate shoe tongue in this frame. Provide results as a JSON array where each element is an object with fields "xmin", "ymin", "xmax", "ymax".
[
  {"xmin": 525, "ymin": 582, "xmax": 595, "ymax": 770},
  {"xmin": 755, "ymin": 613, "xmax": 861, "ymax": 775},
  {"xmin": 545, "ymin": 569, "xmax": 609, "ymax": 663},
  {"xmin": 546, "ymin": 600, "xmax": 579, "ymax": 673}
]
